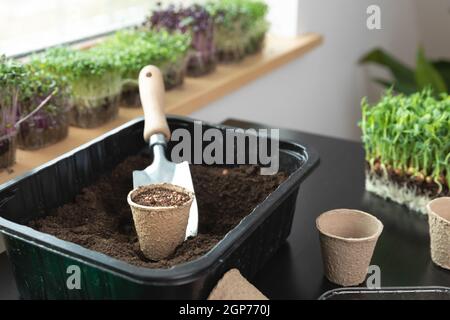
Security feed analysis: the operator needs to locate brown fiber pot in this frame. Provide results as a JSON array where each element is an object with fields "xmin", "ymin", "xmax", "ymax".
[
  {"xmin": 127, "ymin": 183, "xmax": 194, "ymax": 261},
  {"xmin": 427, "ymin": 197, "xmax": 450, "ymax": 270},
  {"xmin": 208, "ymin": 269, "xmax": 268, "ymax": 300},
  {"xmin": 316, "ymin": 209, "xmax": 383, "ymax": 286}
]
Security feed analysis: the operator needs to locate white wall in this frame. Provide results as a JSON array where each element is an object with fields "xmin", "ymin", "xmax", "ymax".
[
  {"xmin": 415, "ymin": 0, "xmax": 450, "ymax": 59},
  {"xmin": 192, "ymin": 0, "xmax": 449, "ymax": 141}
]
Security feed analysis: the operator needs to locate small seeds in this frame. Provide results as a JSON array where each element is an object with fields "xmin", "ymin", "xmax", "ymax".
[
  {"xmin": 132, "ymin": 186, "xmax": 191, "ymax": 207},
  {"xmin": 414, "ymin": 173, "xmax": 425, "ymax": 183},
  {"xmin": 373, "ymin": 162, "xmax": 381, "ymax": 172}
]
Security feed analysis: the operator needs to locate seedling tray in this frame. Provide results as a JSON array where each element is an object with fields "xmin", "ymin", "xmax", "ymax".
[{"xmin": 0, "ymin": 116, "xmax": 318, "ymax": 299}]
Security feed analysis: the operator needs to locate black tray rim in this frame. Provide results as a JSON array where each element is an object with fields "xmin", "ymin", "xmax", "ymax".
[
  {"xmin": 318, "ymin": 286, "xmax": 450, "ymax": 300},
  {"xmin": 0, "ymin": 115, "xmax": 319, "ymax": 285}
]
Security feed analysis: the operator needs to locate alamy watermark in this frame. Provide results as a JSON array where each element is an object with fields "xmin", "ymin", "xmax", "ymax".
[
  {"xmin": 66, "ymin": 265, "xmax": 81, "ymax": 290},
  {"xmin": 367, "ymin": 5, "xmax": 381, "ymax": 30},
  {"xmin": 170, "ymin": 121, "xmax": 280, "ymax": 175},
  {"xmin": 366, "ymin": 265, "xmax": 381, "ymax": 289}
]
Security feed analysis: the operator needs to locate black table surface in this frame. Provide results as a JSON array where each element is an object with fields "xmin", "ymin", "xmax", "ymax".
[{"xmin": 0, "ymin": 118, "xmax": 449, "ymax": 300}]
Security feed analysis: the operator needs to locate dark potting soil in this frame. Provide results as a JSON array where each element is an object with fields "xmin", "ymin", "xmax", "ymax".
[
  {"xmin": 29, "ymin": 155, "xmax": 287, "ymax": 268},
  {"xmin": 217, "ymin": 49, "xmax": 246, "ymax": 63},
  {"xmin": 17, "ymin": 112, "xmax": 69, "ymax": 150},
  {"xmin": 120, "ymin": 87, "xmax": 140, "ymax": 108},
  {"xmin": 131, "ymin": 186, "xmax": 191, "ymax": 207},
  {"xmin": 164, "ymin": 68, "xmax": 185, "ymax": 90},
  {"xmin": 70, "ymin": 95, "xmax": 120, "ymax": 128},
  {"xmin": 0, "ymin": 135, "xmax": 16, "ymax": 171},
  {"xmin": 187, "ymin": 57, "xmax": 216, "ymax": 77}
]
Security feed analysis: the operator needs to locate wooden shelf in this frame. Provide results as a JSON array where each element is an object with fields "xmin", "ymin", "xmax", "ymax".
[{"xmin": 0, "ymin": 33, "xmax": 322, "ymax": 185}]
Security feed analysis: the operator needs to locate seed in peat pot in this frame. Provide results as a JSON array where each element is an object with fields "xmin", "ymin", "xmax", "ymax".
[{"xmin": 131, "ymin": 186, "xmax": 191, "ymax": 207}]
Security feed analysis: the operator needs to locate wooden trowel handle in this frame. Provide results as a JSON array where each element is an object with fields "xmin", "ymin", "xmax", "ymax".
[{"xmin": 139, "ymin": 65, "xmax": 171, "ymax": 142}]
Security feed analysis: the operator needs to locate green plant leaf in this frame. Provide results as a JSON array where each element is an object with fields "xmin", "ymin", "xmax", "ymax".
[
  {"xmin": 373, "ymin": 78, "xmax": 417, "ymax": 95},
  {"xmin": 360, "ymin": 48, "xmax": 417, "ymax": 90},
  {"xmin": 415, "ymin": 47, "xmax": 447, "ymax": 94},
  {"xmin": 432, "ymin": 60, "xmax": 450, "ymax": 91}
]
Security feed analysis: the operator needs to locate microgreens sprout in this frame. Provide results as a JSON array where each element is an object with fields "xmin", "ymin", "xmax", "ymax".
[
  {"xmin": 360, "ymin": 89, "xmax": 450, "ymax": 192},
  {"xmin": 21, "ymin": 61, "xmax": 69, "ymax": 115},
  {"xmin": 32, "ymin": 47, "xmax": 122, "ymax": 110},
  {"xmin": 94, "ymin": 29, "xmax": 190, "ymax": 81},
  {"xmin": 144, "ymin": 3, "xmax": 214, "ymax": 74},
  {"xmin": 0, "ymin": 55, "xmax": 27, "ymax": 136},
  {"xmin": 205, "ymin": 0, "xmax": 269, "ymax": 59}
]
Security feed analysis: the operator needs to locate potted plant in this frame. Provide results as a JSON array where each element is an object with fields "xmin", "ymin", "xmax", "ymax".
[
  {"xmin": 16, "ymin": 63, "xmax": 70, "ymax": 149},
  {"xmin": 243, "ymin": 1, "xmax": 269, "ymax": 55},
  {"xmin": 360, "ymin": 89, "xmax": 450, "ymax": 214},
  {"xmin": 155, "ymin": 30, "xmax": 191, "ymax": 89},
  {"xmin": 360, "ymin": 47, "xmax": 450, "ymax": 95},
  {"xmin": 32, "ymin": 47, "xmax": 122, "ymax": 128},
  {"xmin": 206, "ymin": 0, "xmax": 248, "ymax": 62},
  {"xmin": 95, "ymin": 29, "xmax": 190, "ymax": 106},
  {"xmin": 144, "ymin": 3, "xmax": 216, "ymax": 77},
  {"xmin": 0, "ymin": 56, "xmax": 24, "ymax": 168},
  {"xmin": 206, "ymin": 0, "xmax": 269, "ymax": 62}
]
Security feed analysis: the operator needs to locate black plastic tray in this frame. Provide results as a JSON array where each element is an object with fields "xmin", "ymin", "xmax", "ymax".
[
  {"xmin": 0, "ymin": 116, "xmax": 318, "ymax": 299},
  {"xmin": 319, "ymin": 287, "xmax": 450, "ymax": 300}
]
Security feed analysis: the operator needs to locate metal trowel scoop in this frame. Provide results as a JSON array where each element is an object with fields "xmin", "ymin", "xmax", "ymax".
[{"xmin": 133, "ymin": 65, "xmax": 198, "ymax": 239}]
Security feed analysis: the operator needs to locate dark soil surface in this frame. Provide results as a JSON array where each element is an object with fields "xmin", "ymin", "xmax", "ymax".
[
  {"xmin": 17, "ymin": 111, "xmax": 69, "ymax": 150},
  {"xmin": 187, "ymin": 56, "xmax": 216, "ymax": 77},
  {"xmin": 0, "ymin": 135, "xmax": 16, "ymax": 170},
  {"xmin": 70, "ymin": 94, "xmax": 120, "ymax": 128},
  {"xmin": 217, "ymin": 49, "xmax": 246, "ymax": 63},
  {"xmin": 29, "ymin": 155, "xmax": 287, "ymax": 268},
  {"xmin": 131, "ymin": 186, "xmax": 191, "ymax": 207},
  {"xmin": 163, "ymin": 68, "xmax": 185, "ymax": 90},
  {"xmin": 120, "ymin": 87, "xmax": 140, "ymax": 108}
]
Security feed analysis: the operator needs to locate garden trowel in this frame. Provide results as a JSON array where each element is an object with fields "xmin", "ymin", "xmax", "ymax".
[{"xmin": 133, "ymin": 65, "xmax": 198, "ymax": 240}]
